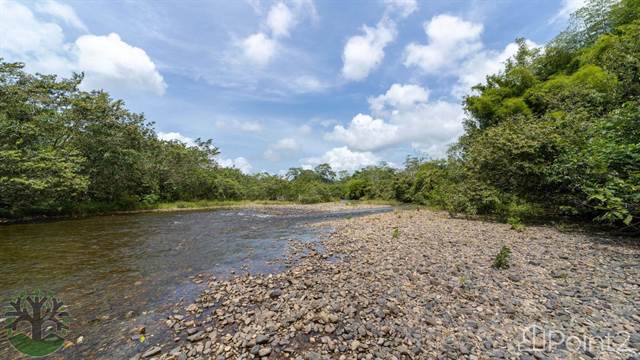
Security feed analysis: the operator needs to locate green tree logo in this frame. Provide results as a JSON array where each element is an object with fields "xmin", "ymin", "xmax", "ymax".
[{"xmin": 3, "ymin": 290, "xmax": 70, "ymax": 357}]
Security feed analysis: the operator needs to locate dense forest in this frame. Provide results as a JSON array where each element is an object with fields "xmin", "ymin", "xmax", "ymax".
[{"xmin": 1, "ymin": 0, "xmax": 638, "ymax": 230}]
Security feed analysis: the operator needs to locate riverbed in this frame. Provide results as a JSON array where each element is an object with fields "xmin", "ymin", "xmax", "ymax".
[{"xmin": 0, "ymin": 204, "xmax": 391, "ymax": 359}]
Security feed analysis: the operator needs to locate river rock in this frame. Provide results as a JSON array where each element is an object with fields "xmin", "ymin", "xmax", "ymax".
[{"xmin": 142, "ymin": 346, "xmax": 161, "ymax": 358}]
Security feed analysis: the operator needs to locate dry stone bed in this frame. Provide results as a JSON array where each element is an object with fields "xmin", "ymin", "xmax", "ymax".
[{"xmin": 135, "ymin": 208, "xmax": 640, "ymax": 360}]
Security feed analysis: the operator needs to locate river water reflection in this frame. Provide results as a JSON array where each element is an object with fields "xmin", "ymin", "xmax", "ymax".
[{"xmin": 0, "ymin": 206, "xmax": 390, "ymax": 359}]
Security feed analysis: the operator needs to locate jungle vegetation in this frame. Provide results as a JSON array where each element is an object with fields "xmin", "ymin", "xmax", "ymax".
[{"xmin": 1, "ymin": 0, "xmax": 638, "ymax": 230}]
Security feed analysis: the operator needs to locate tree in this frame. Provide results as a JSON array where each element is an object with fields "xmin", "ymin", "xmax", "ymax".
[
  {"xmin": 0, "ymin": 60, "xmax": 89, "ymax": 216},
  {"xmin": 314, "ymin": 163, "xmax": 336, "ymax": 183}
]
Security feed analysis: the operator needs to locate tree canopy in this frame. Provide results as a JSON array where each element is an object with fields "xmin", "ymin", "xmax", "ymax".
[{"xmin": 1, "ymin": 0, "xmax": 638, "ymax": 230}]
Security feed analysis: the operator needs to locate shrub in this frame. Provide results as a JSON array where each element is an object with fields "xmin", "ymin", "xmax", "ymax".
[
  {"xmin": 507, "ymin": 216, "xmax": 526, "ymax": 232},
  {"xmin": 141, "ymin": 194, "xmax": 160, "ymax": 207},
  {"xmin": 492, "ymin": 245, "xmax": 512, "ymax": 269}
]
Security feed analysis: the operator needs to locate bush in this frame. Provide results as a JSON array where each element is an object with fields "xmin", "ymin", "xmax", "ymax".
[
  {"xmin": 492, "ymin": 246, "xmax": 512, "ymax": 269},
  {"xmin": 507, "ymin": 216, "xmax": 525, "ymax": 232},
  {"xmin": 344, "ymin": 179, "xmax": 369, "ymax": 200},
  {"xmin": 141, "ymin": 194, "xmax": 160, "ymax": 207}
]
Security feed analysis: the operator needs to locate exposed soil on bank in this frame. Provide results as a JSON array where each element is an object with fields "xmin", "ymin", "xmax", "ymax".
[{"xmin": 135, "ymin": 207, "xmax": 640, "ymax": 360}]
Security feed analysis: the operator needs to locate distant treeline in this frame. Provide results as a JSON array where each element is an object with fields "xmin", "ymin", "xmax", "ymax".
[{"xmin": 1, "ymin": 0, "xmax": 638, "ymax": 230}]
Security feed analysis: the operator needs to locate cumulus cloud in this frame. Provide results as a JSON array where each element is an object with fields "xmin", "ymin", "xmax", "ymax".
[
  {"xmin": 550, "ymin": 0, "xmax": 586, "ymax": 23},
  {"xmin": 35, "ymin": 0, "xmax": 87, "ymax": 31},
  {"xmin": 73, "ymin": 33, "xmax": 166, "ymax": 95},
  {"xmin": 218, "ymin": 157, "xmax": 253, "ymax": 174},
  {"xmin": 157, "ymin": 131, "xmax": 196, "ymax": 147},
  {"xmin": 241, "ymin": 32, "xmax": 277, "ymax": 66},
  {"xmin": 240, "ymin": 0, "xmax": 316, "ymax": 66},
  {"xmin": 325, "ymin": 113, "xmax": 399, "ymax": 151},
  {"xmin": 401, "ymin": 14, "xmax": 538, "ymax": 98},
  {"xmin": 368, "ymin": 83, "xmax": 429, "ymax": 116},
  {"xmin": 0, "ymin": 0, "xmax": 66, "ymax": 64},
  {"xmin": 404, "ymin": 15, "xmax": 483, "ymax": 74},
  {"xmin": 326, "ymin": 83, "xmax": 464, "ymax": 156},
  {"xmin": 341, "ymin": 18, "xmax": 396, "ymax": 81},
  {"xmin": 303, "ymin": 147, "xmax": 380, "ymax": 173},
  {"xmin": 384, "ymin": 0, "xmax": 418, "ymax": 18},
  {"xmin": 452, "ymin": 39, "xmax": 538, "ymax": 98},
  {"xmin": 267, "ymin": 2, "xmax": 295, "ymax": 38},
  {"xmin": 0, "ymin": 1, "xmax": 166, "ymax": 95}
]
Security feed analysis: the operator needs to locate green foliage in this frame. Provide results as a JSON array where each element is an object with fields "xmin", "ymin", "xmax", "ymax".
[
  {"xmin": 391, "ymin": 226, "xmax": 399, "ymax": 239},
  {"xmin": 524, "ymin": 64, "xmax": 619, "ymax": 115},
  {"xmin": 507, "ymin": 217, "xmax": 525, "ymax": 232},
  {"xmin": 610, "ymin": 0, "xmax": 640, "ymax": 28},
  {"xmin": 345, "ymin": 164, "xmax": 397, "ymax": 200},
  {"xmin": 0, "ymin": 60, "xmax": 340, "ymax": 218},
  {"xmin": 2, "ymin": 0, "xmax": 638, "ymax": 232},
  {"xmin": 344, "ymin": 178, "xmax": 368, "ymax": 200},
  {"xmin": 450, "ymin": 0, "xmax": 639, "ymax": 230},
  {"xmin": 492, "ymin": 246, "xmax": 512, "ymax": 269}
]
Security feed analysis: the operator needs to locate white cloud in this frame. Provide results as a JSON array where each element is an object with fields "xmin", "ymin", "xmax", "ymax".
[
  {"xmin": 400, "ymin": 13, "xmax": 538, "ymax": 98},
  {"xmin": 384, "ymin": 0, "xmax": 417, "ymax": 18},
  {"xmin": 267, "ymin": 2, "xmax": 294, "ymax": 38},
  {"xmin": 0, "ymin": 1, "xmax": 166, "ymax": 95},
  {"xmin": 550, "ymin": 0, "xmax": 585, "ymax": 23},
  {"xmin": 368, "ymin": 83, "xmax": 429, "ymax": 116},
  {"xmin": 274, "ymin": 137, "xmax": 299, "ymax": 150},
  {"xmin": 73, "ymin": 33, "xmax": 167, "ymax": 95},
  {"xmin": 239, "ymin": 0, "xmax": 316, "ymax": 67},
  {"xmin": 341, "ymin": 18, "xmax": 396, "ymax": 81},
  {"xmin": 157, "ymin": 131, "xmax": 196, "ymax": 147},
  {"xmin": 389, "ymin": 100, "xmax": 465, "ymax": 157},
  {"xmin": 404, "ymin": 15, "xmax": 483, "ymax": 74},
  {"xmin": 0, "ymin": 0, "xmax": 66, "ymax": 63},
  {"xmin": 218, "ymin": 157, "xmax": 253, "ymax": 174},
  {"xmin": 326, "ymin": 83, "xmax": 464, "ymax": 156},
  {"xmin": 215, "ymin": 119, "xmax": 263, "ymax": 132},
  {"xmin": 241, "ymin": 32, "xmax": 277, "ymax": 66},
  {"xmin": 35, "ymin": 0, "xmax": 87, "ymax": 31},
  {"xmin": 452, "ymin": 39, "xmax": 538, "ymax": 98},
  {"xmin": 325, "ymin": 113, "xmax": 399, "ymax": 151},
  {"xmin": 303, "ymin": 146, "xmax": 380, "ymax": 173},
  {"xmin": 264, "ymin": 137, "xmax": 300, "ymax": 161}
]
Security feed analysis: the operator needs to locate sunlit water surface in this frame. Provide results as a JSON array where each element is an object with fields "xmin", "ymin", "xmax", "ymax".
[{"xmin": 0, "ymin": 206, "xmax": 390, "ymax": 359}]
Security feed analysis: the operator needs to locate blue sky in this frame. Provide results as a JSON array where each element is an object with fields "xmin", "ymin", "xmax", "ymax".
[{"xmin": 0, "ymin": 0, "xmax": 584, "ymax": 174}]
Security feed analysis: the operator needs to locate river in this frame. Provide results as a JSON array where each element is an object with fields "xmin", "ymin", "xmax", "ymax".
[{"xmin": 0, "ymin": 205, "xmax": 390, "ymax": 359}]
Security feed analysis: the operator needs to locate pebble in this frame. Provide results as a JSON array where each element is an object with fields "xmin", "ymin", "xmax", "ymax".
[
  {"xmin": 258, "ymin": 347, "xmax": 271, "ymax": 356},
  {"xmin": 133, "ymin": 206, "xmax": 640, "ymax": 360},
  {"xmin": 142, "ymin": 346, "xmax": 161, "ymax": 358},
  {"xmin": 255, "ymin": 334, "xmax": 270, "ymax": 344}
]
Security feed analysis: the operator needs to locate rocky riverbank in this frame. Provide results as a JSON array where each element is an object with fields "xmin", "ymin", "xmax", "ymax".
[{"xmin": 134, "ymin": 208, "xmax": 640, "ymax": 360}]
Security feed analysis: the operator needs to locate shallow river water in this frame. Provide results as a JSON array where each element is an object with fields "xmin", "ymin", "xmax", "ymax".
[{"xmin": 0, "ymin": 206, "xmax": 389, "ymax": 359}]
